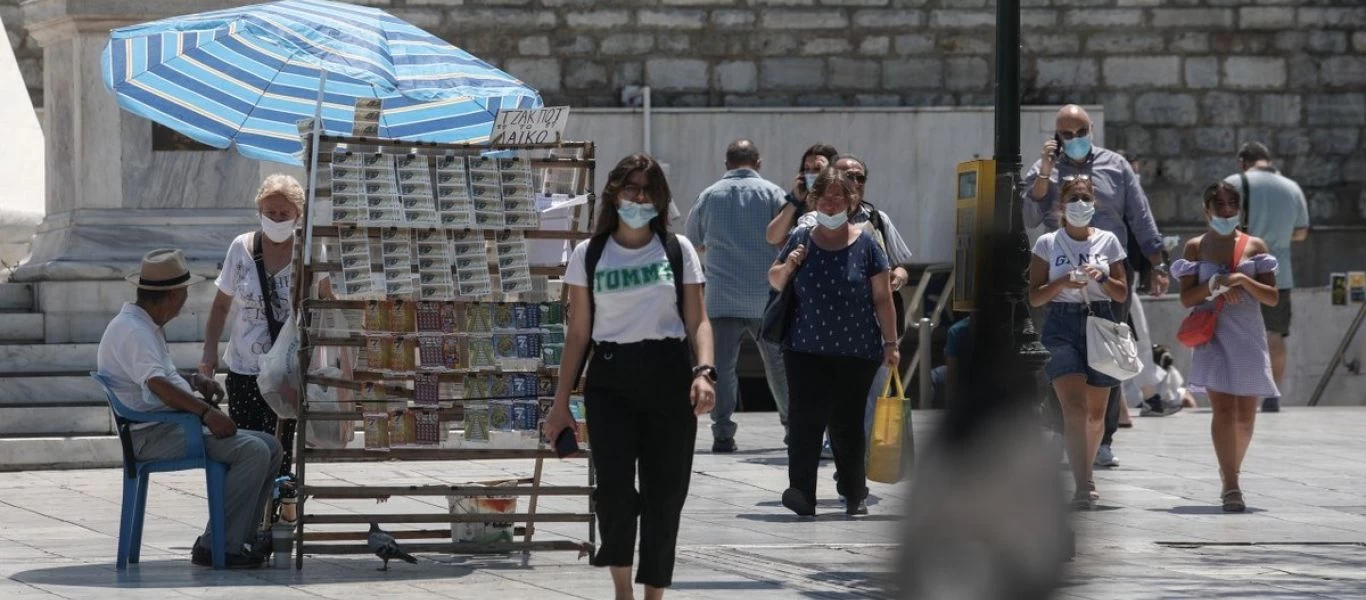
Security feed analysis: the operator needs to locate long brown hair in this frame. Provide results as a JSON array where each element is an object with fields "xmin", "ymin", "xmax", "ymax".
[{"xmin": 595, "ymin": 154, "xmax": 672, "ymax": 237}]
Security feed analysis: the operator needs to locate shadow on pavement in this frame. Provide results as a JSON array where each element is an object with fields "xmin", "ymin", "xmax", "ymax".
[
  {"xmin": 734, "ymin": 513, "xmax": 904, "ymax": 523},
  {"xmin": 1148, "ymin": 505, "xmax": 1268, "ymax": 515},
  {"xmin": 10, "ymin": 558, "xmax": 488, "ymax": 588}
]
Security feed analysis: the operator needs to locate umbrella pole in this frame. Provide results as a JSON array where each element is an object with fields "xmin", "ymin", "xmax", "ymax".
[{"xmin": 303, "ymin": 68, "xmax": 328, "ymax": 267}]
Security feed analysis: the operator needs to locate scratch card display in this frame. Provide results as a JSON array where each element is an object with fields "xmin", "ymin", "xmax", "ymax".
[
  {"xmin": 511, "ymin": 400, "xmax": 539, "ymax": 431},
  {"xmin": 490, "ymin": 401, "xmax": 513, "ymax": 431},
  {"xmin": 390, "ymin": 411, "xmax": 416, "ymax": 448},
  {"xmin": 467, "ymin": 335, "xmax": 496, "ymax": 369},
  {"xmin": 390, "ymin": 300, "xmax": 416, "ymax": 333},
  {"xmin": 464, "ymin": 403, "xmax": 490, "ymax": 442},
  {"xmin": 442, "ymin": 335, "xmax": 468, "ymax": 370},
  {"xmin": 452, "ymin": 231, "xmax": 492, "ymax": 298},
  {"xmin": 365, "ymin": 335, "xmax": 391, "ymax": 371},
  {"xmin": 496, "ymin": 232, "xmax": 533, "ymax": 294},
  {"xmin": 363, "ymin": 412, "xmax": 390, "ymax": 451},
  {"xmin": 415, "ymin": 371, "xmax": 440, "ymax": 406},
  {"xmin": 352, "ymin": 99, "xmax": 381, "ymax": 137},
  {"xmin": 418, "ymin": 336, "xmax": 445, "ymax": 369},
  {"xmin": 436, "ymin": 156, "xmax": 474, "ymax": 229},
  {"xmin": 414, "ymin": 409, "xmax": 440, "ymax": 445},
  {"xmin": 381, "ymin": 229, "xmax": 415, "ymax": 297},
  {"xmin": 338, "ymin": 227, "xmax": 377, "ymax": 298}
]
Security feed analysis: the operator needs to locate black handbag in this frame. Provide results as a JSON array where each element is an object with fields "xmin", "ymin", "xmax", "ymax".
[{"xmin": 759, "ymin": 228, "xmax": 811, "ymax": 345}]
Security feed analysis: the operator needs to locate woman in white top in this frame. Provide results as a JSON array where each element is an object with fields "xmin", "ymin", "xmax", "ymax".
[
  {"xmin": 1028, "ymin": 176, "xmax": 1129, "ymax": 511},
  {"xmin": 544, "ymin": 154, "xmax": 716, "ymax": 600},
  {"xmin": 199, "ymin": 175, "xmax": 321, "ymax": 492}
]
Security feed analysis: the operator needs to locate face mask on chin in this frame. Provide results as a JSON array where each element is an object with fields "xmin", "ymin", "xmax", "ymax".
[
  {"xmin": 1209, "ymin": 214, "xmax": 1240, "ymax": 236},
  {"xmin": 260, "ymin": 214, "xmax": 296, "ymax": 243},
  {"xmin": 815, "ymin": 210, "xmax": 848, "ymax": 230}
]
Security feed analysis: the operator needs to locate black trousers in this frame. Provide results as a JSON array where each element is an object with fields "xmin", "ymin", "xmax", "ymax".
[
  {"xmin": 784, "ymin": 350, "xmax": 881, "ymax": 505},
  {"xmin": 1102, "ymin": 265, "xmax": 1135, "ymax": 447},
  {"xmin": 226, "ymin": 371, "xmax": 295, "ymax": 479},
  {"xmin": 584, "ymin": 339, "xmax": 696, "ymax": 588}
]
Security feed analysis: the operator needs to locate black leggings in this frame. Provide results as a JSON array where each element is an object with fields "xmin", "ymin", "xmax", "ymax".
[
  {"xmin": 226, "ymin": 371, "xmax": 295, "ymax": 478},
  {"xmin": 784, "ymin": 350, "xmax": 881, "ymax": 505},
  {"xmin": 584, "ymin": 339, "xmax": 696, "ymax": 588}
]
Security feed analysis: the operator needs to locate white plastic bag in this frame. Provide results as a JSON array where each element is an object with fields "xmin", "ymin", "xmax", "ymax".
[
  {"xmin": 257, "ymin": 315, "xmax": 301, "ymax": 419},
  {"xmin": 305, "ymin": 366, "xmax": 354, "ymax": 449}
]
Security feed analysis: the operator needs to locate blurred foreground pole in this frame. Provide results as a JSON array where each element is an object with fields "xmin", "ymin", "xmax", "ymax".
[{"xmin": 897, "ymin": 0, "xmax": 1069, "ymax": 597}]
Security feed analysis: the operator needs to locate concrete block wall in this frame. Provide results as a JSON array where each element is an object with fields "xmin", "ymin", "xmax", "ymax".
[{"xmin": 10, "ymin": 0, "xmax": 1366, "ymax": 283}]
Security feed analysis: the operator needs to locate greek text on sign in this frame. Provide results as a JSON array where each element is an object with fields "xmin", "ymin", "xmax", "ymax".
[{"xmin": 491, "ymin": 106, "xmax": 570, "ymax": 145}]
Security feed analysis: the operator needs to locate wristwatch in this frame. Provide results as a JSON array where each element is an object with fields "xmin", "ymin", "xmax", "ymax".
[
  {"xmin": 1153, "ymin": 262, "xmax": 1170, "ymax": 276},
  {"xmin": 692, "ymin": 365, "xmax": 718, "ymax": 383}
]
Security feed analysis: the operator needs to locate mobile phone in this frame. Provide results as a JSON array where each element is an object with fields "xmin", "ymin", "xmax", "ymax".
[
  {"xmin": 554, "ymin": 428, "xmax": 579, "ymax": 458},
  {"xmin": 1052, "ymin": 133, "xmax": 1064, "ymax": 158}
]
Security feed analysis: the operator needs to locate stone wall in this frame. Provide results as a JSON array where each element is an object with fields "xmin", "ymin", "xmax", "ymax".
[
  {"xmin": 12, "ymin": 0, "xmax": 1366, "ymax": 282},
  {"xmin": 2, "ymin": 0, "xmax": 40, "ymax": 108}
]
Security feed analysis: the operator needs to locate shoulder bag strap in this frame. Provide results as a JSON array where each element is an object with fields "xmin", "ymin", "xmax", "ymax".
[
  {"xmin": 1239, "ymin": 173, "xmax": 1251, "ymax": 231},
  {"xmin": 252, "ymin": 231, "xmax": 284, "ymax": 344}
]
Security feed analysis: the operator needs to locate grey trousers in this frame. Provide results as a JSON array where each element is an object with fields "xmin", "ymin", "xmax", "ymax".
[
  {"xmin": 710, "ymin": 317, "xmax": 789, "ymax": 441},
  {"xmin": 131, "ymin": 423, "xmax": 283, "ymax": 551}
]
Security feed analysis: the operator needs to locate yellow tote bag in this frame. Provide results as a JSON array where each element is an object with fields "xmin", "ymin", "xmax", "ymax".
[{"xmin": 867, "ymin": 370, "xmax": 909, "ymax": 484}]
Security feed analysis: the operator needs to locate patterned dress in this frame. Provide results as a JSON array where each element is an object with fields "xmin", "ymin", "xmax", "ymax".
[{"xmin": 1170, "ymin": 255, "xmax": 1280, "ymax": 398}]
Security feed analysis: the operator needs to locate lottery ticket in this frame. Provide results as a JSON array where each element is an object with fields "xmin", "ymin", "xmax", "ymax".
[
  {"xmin": 331, "ymin": 179, "xmax": 362, "ymax": 196},
  {"xmin": 441, "ymin": 335, "xmax": 467, "ymax": 370},
  {"xmin": 463, "ymin": 373, "xmax": 488, "ymax": 399},
  {"xmin": 331, "ymin": 163, "xmax": 360, "ymax": 181},
  {"xmin": 333, "ymin": 150, "xmax": 362, "ymax": 167},
  {"xmin": 500, "ymin": 276, "xmax": 533, "ymax": 295},
  {"xmin": 361, "ymin": 152, "xmax": 387, "ymax": 167},
  {"xmin": 467, "ymin": 335, "xmax": 495, "ymax": 369},
  {"xmin": 363, "ymin": 166, "xmax": 395, "ymax": 183},
  {"xmin": 389, "ymin": 336, "xmax": 417, "ymax": 372},
  {"xmin": 414, "ymin": 371, "xmax": 440, "ymax": 405},
  {"xmin": 463, "ymin": 403, "xmax": 490, "ymax": 442},
  {"xmin": 419, "ymin": 284, "xmax": 455, "ymax": 302},
  {"xmin": 363, "ymin": 413, "xmax": 390, "ymax": 451},
  {"xmin": 386, "ymin": 277, "xmax": 415, "ymax": 298},
  {"xmin": 332, "ymin": 206, "xmax": 363, "ymax": 227},
  {"xmin": 492, "ymin": 303, "xmax": 516, "ymax": 331},
  {"xmin": 473, "ymin": 209, "xmax": 504, "ymax": 230},
  {"xmin": 537, "ymin": 374, "xmax": 557, "ymax": 398},
  {"xmin": 492, "ymin": 333, "xmax": 518, "ymax": 362},
  {"xmin": 509, "ymin": 373, "xmax": 537, "ymax": 398},
  {"xmin": 489, "ymin": 400, "xmax": 513, "ymax": 431},
  {"xmin": 488, "ymin": 373, "xmax": 512, "ymax": 399},
  {"xmin": 435, "ymin": 154, "xmax": 466, "ymax": 181},
  {"xmin": 418, "ymin": 271, "xmax": 454, "ymax": 287},
  {"xmin": 390, "ymin": 300, "xmax": 416, "ymax": 332},
  {"xmin": 515, "ymin": 333, "xmax": 542, "ymax": 360},
  {"xmin": 541, "ymin": 344, "xmax": 563, "ymax": 367},
  {"xmin": 441, "ymin": 303, "xmax": 463, "ymax": 332},
  {"xmin": 389, "ymin": 411, "xmax": 416, "ymax": 448},
  {"xmin": 467, "ymin": 156, "xmax": 498, "ymax": 174},
  {"xmin": 511, "ymin": 400, "xmax": 539, "ymax": 431},
  {"xmin": 464, "ymin": 303, "xmax": 492, "ymax": 333},
  {"xmin": 332, "ymin": 192, "xmax": 364, "ymax": 209},
  {"xmin": 541, "ymin": 326, "xmax": 565, "ymax": 346},
  {"xmin": 363, "ymin": 301, "xmax": 390, "ymax": 332},
  {"xmin": 395, "ymin": 154, "xmax": 428, "ymax": 171},
  {"xmin": 365, "ymin": 335, "xmax": 391, "ymax": 371},
  {"xmin": 459, "ymin": 279, "xmax": 493, "ymax": 299},
  {"xmin": 416, "ymin": 302, "xmax": 442, "ymax": 332},
  {"xmin": 414, "ymin": 409, "xmax": 440, "ymax": 445},
  {"xmin": 502, "ymin": 212, "xmax": 539, "ymax": 230},
  {"xmin": 539, "ymin": 302, "xmax": 565, "ymax": 326}
]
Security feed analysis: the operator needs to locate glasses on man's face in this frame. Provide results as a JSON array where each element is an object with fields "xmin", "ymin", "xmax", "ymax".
[
  {"xmin": 1058, "ymin": 126, "xmax": 1091, "ymax": 140},
  {"xmin": 843, "ymin": 172, "xmax": 867, "ymax": 184}
]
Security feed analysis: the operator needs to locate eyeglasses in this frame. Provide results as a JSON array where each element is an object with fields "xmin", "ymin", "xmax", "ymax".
[
  {"xmin": 844, "ymin": 173, "xmax": 867, "ymax": 184},
  {"xmin": 1058, "ymin": 126, "xmax": 1091, "ymax": 140},
  {"xmin": 1061, "ymin": 174, "xmax": 1092, "ymax": 183}
]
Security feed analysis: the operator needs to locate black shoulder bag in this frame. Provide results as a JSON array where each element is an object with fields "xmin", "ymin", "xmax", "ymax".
[
  {"xmin": 759, "ymin": 227, "xmax": 812, "ymax": 345},
  {"xmin": 252, "ymin": 231, "xmax": 285, "ymax": 344},
  {"xmin": 864, "ymin": 206, "xmax": 907, "ymax": 336}
]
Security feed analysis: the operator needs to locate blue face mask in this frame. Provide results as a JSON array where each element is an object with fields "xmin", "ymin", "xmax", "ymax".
[
  {"xmin": 1210, "ymin": 214, "xmax": 1241, "ymax": 236},
  {"xmin": 1063, "ymin": 135, "xmax": 1092, "ymax": 161},
  {"xmin": 803, "ymin": 173, "xmax": 818, "ymax": 189},
  {"xmin": 617, "ymin": 201, "xmax": 658, "ymax": 230},
  {"xmin": 815, "ymin": 210, "xmax": 848, "ymax": 230}
]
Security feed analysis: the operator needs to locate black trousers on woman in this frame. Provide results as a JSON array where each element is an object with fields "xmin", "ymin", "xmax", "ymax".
[
  {"xmin": 226, "ymin": 372, "xmax": 295, "ymax": 479},
  {"xmin": 784, "ymin": 350, "xmax": 881, "ymax": 505},
  {"xmin": 584, "ymin": 339, "xmax": 696, "ymax": 588}
]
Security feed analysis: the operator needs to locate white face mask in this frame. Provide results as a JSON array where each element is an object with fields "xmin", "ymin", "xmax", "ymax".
[
  {"xmin": 815, "ymin": 210, "xmax": 848, "ymax": 230},
  {"xmin": 260, "ymin": 214, "xmax": 296, "ymax": 243},
  {"xmin": 1064, "ymin": 200, "xmax": 1095, "ymax": 228}
]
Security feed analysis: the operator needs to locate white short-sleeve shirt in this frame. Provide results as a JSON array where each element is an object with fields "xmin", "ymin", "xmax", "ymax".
[
  {"xmin": 215, "ymin": 232, "xmax": 294, "ymax": 375},
  {"xmin": 563, "ymin": 234, "xmax": 705, "ymax": 344},
  {"xmin": 1031, "ymin": 228, "xmax": 1127, "ymax": 303},
  {"xmin": 96, "ymin": 303, "xmax": 195, "ymax": 415}
]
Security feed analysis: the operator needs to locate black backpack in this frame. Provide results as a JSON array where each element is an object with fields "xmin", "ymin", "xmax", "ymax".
[{"xmin": 572, "ymin": 230, "xmax": 686, "ymax": 388}]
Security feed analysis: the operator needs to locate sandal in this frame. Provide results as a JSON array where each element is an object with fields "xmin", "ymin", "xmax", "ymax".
[
  {"xmin": 1071, "ymin": 482, "xmax": 1099, "ymax": 511},
  {"xmin": 1221, "ymin": 489, "xmax": 1246, "ymax": 513}
]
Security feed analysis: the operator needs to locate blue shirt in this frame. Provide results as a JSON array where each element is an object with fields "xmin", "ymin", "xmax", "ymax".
[
  {"xmin": 1021, "ymin": 145, "xmax": 1164, "ymax": 259},
  {"xmin": 778, "ymin": 228, "xmax": 891, "ymax": 361},
  {"xmin": 1223, "ymin": 169, "xmax": 1308, "ymax": 289},
  {"xmin": 686, "ymin": 168, "xmax": 788, "ymax": 319}
]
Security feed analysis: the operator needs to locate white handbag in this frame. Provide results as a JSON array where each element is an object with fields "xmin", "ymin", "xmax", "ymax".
[{"xmin": 1054, "ymin": 233, "xmax": 1142, "ymax": 382}]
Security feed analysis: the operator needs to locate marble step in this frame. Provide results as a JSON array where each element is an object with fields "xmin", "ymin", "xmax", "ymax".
[
  {"xmin": 0, "ymin": 342, "xmax": 204, "ymax": 375},
  {"xmin": 0, "ymin": 375, "xmax": 105, "ymax": 406},
  {"xmin": 0, "ymin": 313, "xmax": 43, "ymax": 342},
  {"xmin": 0, "ymin": 283, "xmax": 33, "ymax": 312},
  {"xmin": 0, "ymin": 405, "xmax": 114, "ymax": 436},
  {"xmin": 0, "ymin": 435, "xmax": 121, "ymax": 471}
]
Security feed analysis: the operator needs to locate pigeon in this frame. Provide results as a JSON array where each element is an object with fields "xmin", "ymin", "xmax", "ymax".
[{"xmin": 367, "ymin": 522, "xmax": 417, "ymax": 571}]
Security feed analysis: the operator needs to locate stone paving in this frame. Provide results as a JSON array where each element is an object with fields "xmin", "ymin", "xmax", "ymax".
[{"xmin": 2, "ymin": 408, "xmax": 1365, "ymax": 598}]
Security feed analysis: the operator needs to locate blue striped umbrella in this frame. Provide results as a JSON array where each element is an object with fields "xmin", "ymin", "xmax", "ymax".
[{"xmin": 101, "ymin": 0, "xmax": 541, "ymax": 165}]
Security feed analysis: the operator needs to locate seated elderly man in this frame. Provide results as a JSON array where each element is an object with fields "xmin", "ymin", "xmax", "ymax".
[{"xmin": 97, "ymin": 249, "xmax": 283, "ymax": 568}]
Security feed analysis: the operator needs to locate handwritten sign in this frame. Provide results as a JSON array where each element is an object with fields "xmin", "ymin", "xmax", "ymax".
[{"xmin": 491, "ymin": 106, "xmax": 570, "ymax": 146}]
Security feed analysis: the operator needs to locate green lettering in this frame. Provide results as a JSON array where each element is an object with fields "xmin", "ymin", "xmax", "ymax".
[
  {"xmin": 641, "ymin": 265, "xmax": 660, "ymax": 284},
  {"xmin": 604, "ymin": 270, "xmax": 621, "ymax": 290},
  {"xmin": 623, "ymin": 268, "xmax": 642, "ymax": 287}
]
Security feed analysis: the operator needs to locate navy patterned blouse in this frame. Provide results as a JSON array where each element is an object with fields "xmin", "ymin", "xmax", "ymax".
[{"xmin": 778, "ymin": 227, "xmax": 891, "ymax": 361}]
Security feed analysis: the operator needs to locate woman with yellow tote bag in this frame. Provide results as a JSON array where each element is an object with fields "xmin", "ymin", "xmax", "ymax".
[{"xmin": 868, "ymin": 370, "xmax": 909, "ymax": 484}]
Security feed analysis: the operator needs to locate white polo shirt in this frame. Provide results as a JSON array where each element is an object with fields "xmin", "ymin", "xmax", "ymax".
[{"xmin": 96, "ymin": 303, "xmax": 195, "ymax": 415}]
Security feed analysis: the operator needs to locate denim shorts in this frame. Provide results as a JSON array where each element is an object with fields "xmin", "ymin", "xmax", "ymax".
[{"xmin": 1042, "ymin": 302, "xmax": 1121, "ymax": 388}]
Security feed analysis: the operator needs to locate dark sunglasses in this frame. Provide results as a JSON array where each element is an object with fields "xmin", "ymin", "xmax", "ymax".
[
  {"xmin": 843, "ymin": 173, "xmax": 867, "ymax": 184},
  {"xmin": 1058, "ymin": 126, "xmax": 1091, "ymax": 140}
]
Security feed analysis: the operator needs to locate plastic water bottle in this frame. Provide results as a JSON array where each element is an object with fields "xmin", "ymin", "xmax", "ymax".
[{"xmin": 272, "ymin": 522, "xmax": 294, "ymax": 569}]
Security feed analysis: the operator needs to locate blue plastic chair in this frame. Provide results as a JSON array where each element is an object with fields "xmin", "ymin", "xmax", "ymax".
[{"xmin": 90, "ymin": 372, "xmax": 227, "ymax": 570}]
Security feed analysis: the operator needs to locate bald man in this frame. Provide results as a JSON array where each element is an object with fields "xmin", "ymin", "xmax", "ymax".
[{"xmin": 1021, "ymin": 105, "xmax": 1168, "ymax": 469}]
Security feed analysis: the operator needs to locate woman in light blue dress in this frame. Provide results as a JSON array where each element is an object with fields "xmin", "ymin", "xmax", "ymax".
[{"xmin": 1171, "ymin": 181, "xmax": 1280, "ymax": 513}]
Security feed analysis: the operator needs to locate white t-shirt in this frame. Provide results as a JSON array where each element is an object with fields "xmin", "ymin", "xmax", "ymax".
[
  {"xmin": 563, "ymin": 234, "xmax": 705, "ymax": 344},
  {"xmin": 215, "ymin": 232, "xmax": 294, "ymax": 374},
  {"xmin": 97, "ymin": 304, "xmax": 196, "ymax": 421},
  {"xmin": 1031, "ymin": 228, "xmax": 1127, "ymax": 304}
]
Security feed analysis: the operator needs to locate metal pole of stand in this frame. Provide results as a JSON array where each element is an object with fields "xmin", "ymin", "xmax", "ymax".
[
  {"xmin": 918, "ymin": 317, "xmax": 932, "ymax": 411},
  {"xmin": 1308, "ymin": 300, "xmax": 1366, "ymax": 406}
]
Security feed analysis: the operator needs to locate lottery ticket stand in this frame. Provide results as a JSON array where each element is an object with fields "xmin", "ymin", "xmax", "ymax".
[{"xmin": 289, "ymin": 132, "xmax": 597, "ymax": 569}]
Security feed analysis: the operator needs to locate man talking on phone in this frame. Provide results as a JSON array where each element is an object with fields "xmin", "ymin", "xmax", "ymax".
[{"xmin": 1021, "ymin": 104, "xmax": 1169, "ymax": 470}]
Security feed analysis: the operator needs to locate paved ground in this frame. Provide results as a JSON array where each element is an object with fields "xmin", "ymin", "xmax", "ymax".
[{"xmin": 2, "ymin": 408, "xmax": 1365, "ymax": 598}]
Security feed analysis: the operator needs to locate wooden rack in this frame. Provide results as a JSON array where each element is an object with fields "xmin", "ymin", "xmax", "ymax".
[{"xmin": 290, "ymin": 134, "xmax": 596, "ymax": 569}]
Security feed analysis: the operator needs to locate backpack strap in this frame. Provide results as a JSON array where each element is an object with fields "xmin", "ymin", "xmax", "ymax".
[
  {"xmin": 1238, "ymin": 172, "xmax": 1251, "ymax": 231},
  {"xmin": 660, "ymin": 231, "xmax": 685, "ymax": 324},
  {"xmin": 573, "ymin": 232, "xmax": 611, "ymax": 390},
  {"xmin": 252, "ymin": 231, "xmax": 284, "ymax": 344}
]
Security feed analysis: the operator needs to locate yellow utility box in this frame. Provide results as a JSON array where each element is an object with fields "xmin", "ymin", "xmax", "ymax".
[{"xmin": 953, "ymin": 159, "xmax": 996, "ymax": 311}]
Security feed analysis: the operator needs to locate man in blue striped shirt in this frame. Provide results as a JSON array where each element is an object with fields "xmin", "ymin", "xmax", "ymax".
[{"xmin": 687, "ymin": 139, "xmax": 791, "ymax": 452}]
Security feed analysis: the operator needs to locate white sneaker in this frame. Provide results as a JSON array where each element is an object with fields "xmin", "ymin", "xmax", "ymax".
[{"xmin": 1094, "ymin": 444, "xmax": 1119, "ymax": 468}]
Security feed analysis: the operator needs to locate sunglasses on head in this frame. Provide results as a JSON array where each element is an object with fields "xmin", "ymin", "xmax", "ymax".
[{"xmin": 1061, "ymin": 174, "xmax": 1092, "ymax": 183}]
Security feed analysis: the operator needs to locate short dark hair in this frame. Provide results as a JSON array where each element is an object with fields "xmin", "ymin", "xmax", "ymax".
[
  {"xmin": 725, "ymin": 139, "xmax": 760, "ymax": 167},
  {"xmin": 809, "ymin": 166, "xmax": 860, "ymax": 211},
  {"xmin": 1237, "ymin": 141, "xmax": 1271, "ymax": 164},
  {"xmin": 1203, "ymin": 180, "xmax": 1241, "ymax": 209},
  {"xmin": 836, "ymin": 154, "xmax": 869, "ymax": 177},
  {"xmin": 798, "ymin": 144, "xmax": 839, "ymax": 172},
  {"xmin": 135, "ymin": 287, "xmax": 173, "ymax": 306}
]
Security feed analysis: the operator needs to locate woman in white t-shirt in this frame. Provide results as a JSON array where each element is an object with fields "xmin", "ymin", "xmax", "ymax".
[
  {"xmin": 544, "ymin": 154, "xmax": 715, "ymax": 600},
  {"xmin": 200, "ymin": 175, "xmax": 322, "ymax": 493},
  {"xmin": 1027, "ymin": 176, "xmax": 1129, "ymax": 511}
]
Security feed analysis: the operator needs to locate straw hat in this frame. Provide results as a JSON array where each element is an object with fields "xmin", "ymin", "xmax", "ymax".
[{"xmin": 125, "ymin": 249, "xmax": 205, "ymax": 290}]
